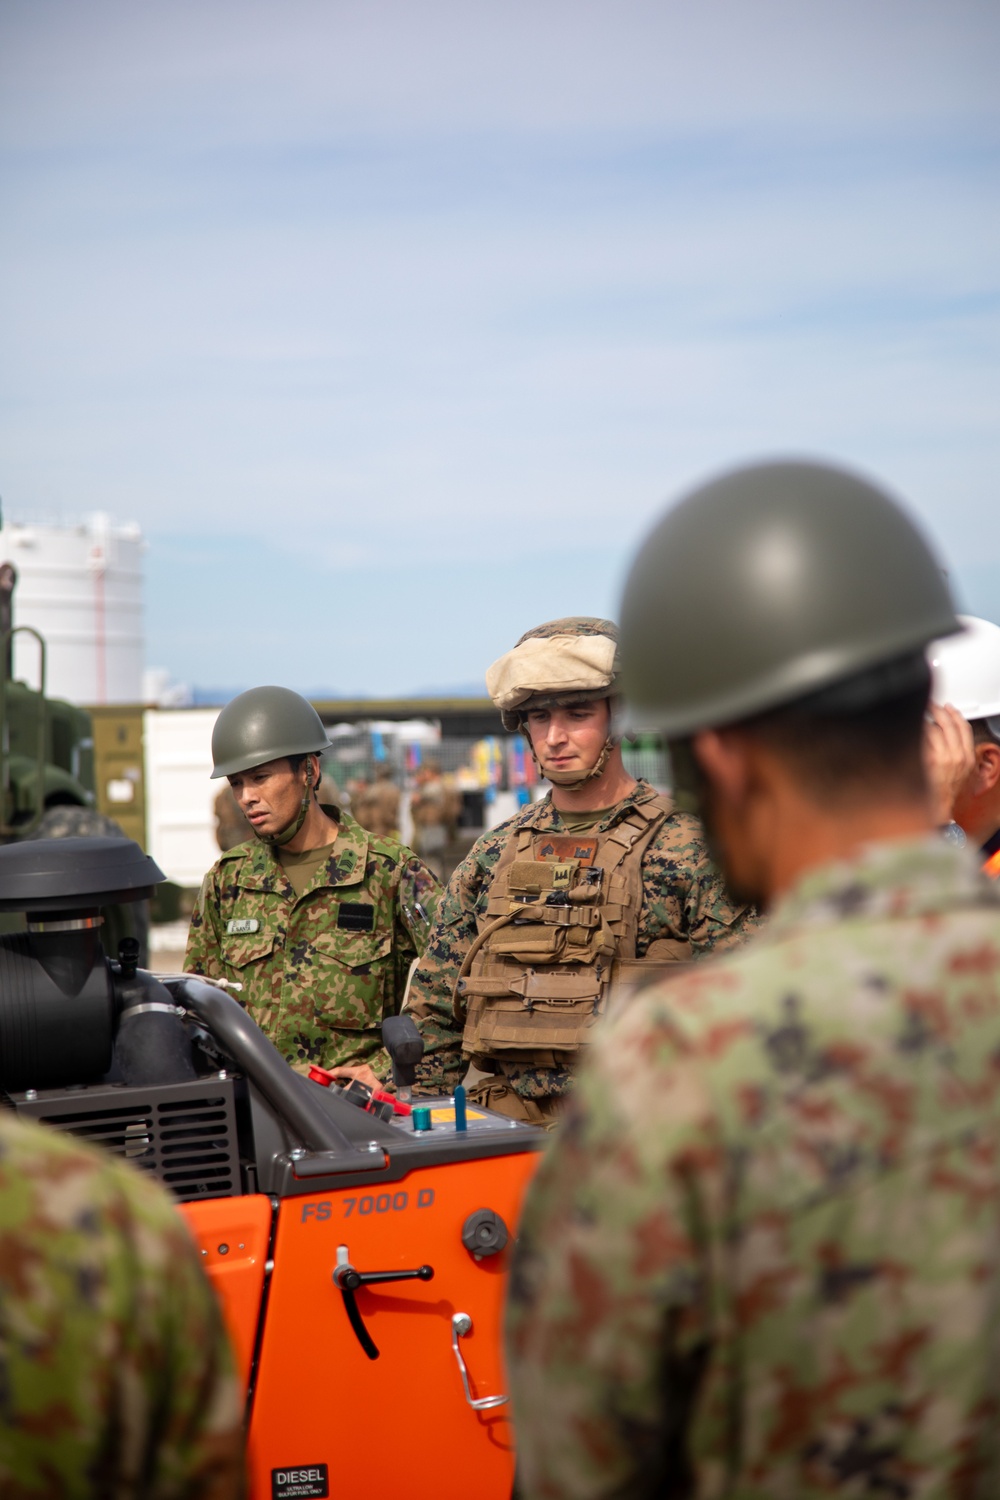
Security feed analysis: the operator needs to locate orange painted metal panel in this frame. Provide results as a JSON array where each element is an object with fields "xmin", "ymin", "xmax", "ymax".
[
  {"xmin": 247, "ymin": 1150, "xmax": 540, "ymax": 1500},
  {"xmin": 180, "ymin": 1194, "xmax": 273, "ymax": 1388}
]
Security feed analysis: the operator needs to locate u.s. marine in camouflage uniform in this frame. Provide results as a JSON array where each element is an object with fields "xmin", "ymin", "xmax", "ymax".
[
  {"xmin": 508, "ymin": 461, "xmax": 1000, "ymax": 1496},
  {"xmin": 0, "ymin": 1111, "xmax": 244, "ymax": 1498},
  {"xmin": 184, "ymin": 687, "xmax": 439, "ymax": 1073},
  {"xmin": 401, "ymin": 618, "xmax": 757, "ymax": 1123}
]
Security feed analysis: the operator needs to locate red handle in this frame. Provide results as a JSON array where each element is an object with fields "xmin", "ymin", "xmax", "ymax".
[
  {"xmin": 307, "ymin": 1066, "xmax": 411, "ymax": 1116},
  {"xmin": 373, "ymin": 1088, "xmax": 411, "ymax": 1117}
]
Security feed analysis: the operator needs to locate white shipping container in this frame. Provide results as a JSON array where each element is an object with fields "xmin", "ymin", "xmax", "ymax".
[{"xmin": 144, "ymin": 707, "xmax": 221, "ymax": 888}]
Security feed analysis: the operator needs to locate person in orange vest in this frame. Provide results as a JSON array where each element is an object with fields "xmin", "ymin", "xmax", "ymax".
[{"xmin": 927, "ymin": 614, "xmax": 1000, "ymax": 877}]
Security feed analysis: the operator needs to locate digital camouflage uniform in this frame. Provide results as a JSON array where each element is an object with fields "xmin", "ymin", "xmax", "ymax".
[
  {"xmin": 185, "ymin": 808, "xmax": 440, "ymax": 1071},
  {"xmin": 507, "ymin": 837, "xmax": 1000, "ymax": 1499},
  {"xmin": 404, "ymin": 780, "xmax": 757, "ymax": 1108},
  {"xmin": 0, "ymin": 1112, "xmax": 244, "ymax": 1499}
]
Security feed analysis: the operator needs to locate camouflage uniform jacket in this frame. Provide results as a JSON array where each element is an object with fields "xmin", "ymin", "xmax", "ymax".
[
  {"xmin": 0, "ymin": 1113, "xmax": 244, "ymax": 1499},
  {"xmin": 404, "ymin": 780, "xmax": 756, "ymax": 1099},
  {"xmin": 506, "ymin": 837, "xmax": 1000, "ymax": 1499},
  {"xmin": 184, "ymin": 809, "xmax": 441, "ymax": 1071}
]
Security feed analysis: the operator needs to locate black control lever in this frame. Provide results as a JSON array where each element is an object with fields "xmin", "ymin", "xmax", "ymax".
[
  {"xmin": 333, "ymin": 1251, "xmax": 434, "ymax": 1360},
  {"xmin": 381, "ymin": 1014, "xmax": 424, "ymax": 1105}
]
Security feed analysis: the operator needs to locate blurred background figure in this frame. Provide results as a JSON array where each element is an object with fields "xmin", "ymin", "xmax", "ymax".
[
  {"xmin": 408, "ymin": 759, "xmax": 460, "ymax": 880},
  {"xmin": 927, "ymin": 614, "xmax": 1000, "ymax": 877},
  {"xmin": 351, "ymin": 764, "xmax": 401, "ymax": 839},
  {"xmin": 213, "ymin": 782, "xmax": 253, "ymax": 852}
]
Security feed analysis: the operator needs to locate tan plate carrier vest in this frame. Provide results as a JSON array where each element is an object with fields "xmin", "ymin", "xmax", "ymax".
[{"xmin": 456, "ymin": 794, "xmax": 691, "ymax": 1059}]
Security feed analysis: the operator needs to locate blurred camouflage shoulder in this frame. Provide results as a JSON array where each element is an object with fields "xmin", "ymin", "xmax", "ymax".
[{"xmin": 0, "ymin": 1112, "xmax": 244, "ymax": 1497}]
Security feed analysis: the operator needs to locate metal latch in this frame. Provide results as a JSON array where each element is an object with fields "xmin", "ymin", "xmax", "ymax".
[{"xmin": 450, "ymin": 1313, "xmax": 508, "ymax": 1410}]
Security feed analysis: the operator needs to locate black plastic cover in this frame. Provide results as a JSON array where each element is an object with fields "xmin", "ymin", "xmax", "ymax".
[
  {"xmin": 461, "ymin": 1208, "xmax": 510, "ymax": 1259},
  {"xmin": 0, "ymin": 836, "xmax": 165, "ymax": 912}
]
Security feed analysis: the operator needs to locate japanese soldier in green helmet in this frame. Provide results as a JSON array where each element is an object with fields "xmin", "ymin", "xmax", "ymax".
[{"xmin": 184, "ymin": 686, "xmax": 440, "ymax": 1073}]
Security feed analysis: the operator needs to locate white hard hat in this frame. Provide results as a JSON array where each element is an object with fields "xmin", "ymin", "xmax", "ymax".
[{"xmin": 928, "ymin": 614, "xmax": 1000, "ymax": 730}]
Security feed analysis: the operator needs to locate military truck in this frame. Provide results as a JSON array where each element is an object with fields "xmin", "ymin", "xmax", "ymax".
[{"xmin": 0, "ymin": 560, "xmax": 148, "ymax": 959}]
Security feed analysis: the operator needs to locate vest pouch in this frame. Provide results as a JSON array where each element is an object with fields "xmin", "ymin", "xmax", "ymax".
[
  {"xmin": 461, "ymin": 965, "xmax": 607, "ymax": 1055},
  {"xmin": 612, "ymin": 938, "xmax": 693, "ymax": 979},
  {"xmin": 607, "ymin": 948, "xmax": 693, "ymax": 1010},
  {"xmin": 488, "ymin": 923, "xmax": 566, "ymax": 963},
  {"xmin": 507, "ymin": 858, "xmax": 582, "ymax": 896},
  {"xmin": 488, "ymin": 905, "xmax": 611, "ymax": 966}
]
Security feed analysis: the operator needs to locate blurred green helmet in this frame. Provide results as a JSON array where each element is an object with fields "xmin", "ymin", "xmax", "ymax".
[
  {"xmin": 211, "ymin": 686, "xmax": 333, "ymax": 779},
  {"xmin": 620, "ymin": 459, "xmax": 960, "ymax": 737}
]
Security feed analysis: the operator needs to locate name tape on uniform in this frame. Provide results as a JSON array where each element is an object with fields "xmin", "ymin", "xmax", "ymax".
[{"xmin": 227, "ymin": 918, "xmax": 260, "ymax": 935}]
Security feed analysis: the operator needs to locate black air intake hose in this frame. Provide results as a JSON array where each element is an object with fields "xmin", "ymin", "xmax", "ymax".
[{"xmin": 114, "ymin": 970, "xmax": 198, "ymax": 1086}]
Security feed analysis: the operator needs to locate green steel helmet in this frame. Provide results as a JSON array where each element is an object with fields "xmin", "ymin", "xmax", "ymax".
[
  {"xmin": 620, "ymin": 458, "xmax": 961, "ymax": 737},
  {"xmin": 210, "ymin": 686, "xmax": 333, "ymax": 779},
  {"xmin": 486, "ymin": 617, "xmax": 620, "ymax": 733}
]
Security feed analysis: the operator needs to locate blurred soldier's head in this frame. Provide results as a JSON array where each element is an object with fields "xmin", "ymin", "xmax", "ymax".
[
  {"xmin": 486, "ymin": 617, "xmax": 621, "ymax": 788},
  {"xmin": 928, "ymin": 615, "xmax": 1000, "ymax": 845},
  {"xmin": 210, "ymin": 686, "xmax": 333, "ymax": 846},
  {"xmin": 620, "ymin": 459, "xmax": 960, "ymax": 904}
]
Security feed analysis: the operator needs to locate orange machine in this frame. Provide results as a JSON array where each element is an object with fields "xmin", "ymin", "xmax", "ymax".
[
  {"xmin": 180, "ymin": 1109, "xmax": 540, "ymax": 1499},
  {"xmin": 9, "ymin": 952, "xmax": 542, "ymax": 1500}
]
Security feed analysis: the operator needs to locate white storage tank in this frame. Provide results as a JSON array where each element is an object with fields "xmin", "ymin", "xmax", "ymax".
[{"xmin": 0, "ymin": 513, "xmax": 145, "ymax": 704}]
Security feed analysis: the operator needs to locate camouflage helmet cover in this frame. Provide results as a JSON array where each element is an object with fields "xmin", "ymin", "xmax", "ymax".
[
  {"xmin": 211, "ymin": 686, "xmax": 333, "ymax": 779},
  {"xmin": 486, "ymin": 617, "xmax": 620, "ymax": 732}
]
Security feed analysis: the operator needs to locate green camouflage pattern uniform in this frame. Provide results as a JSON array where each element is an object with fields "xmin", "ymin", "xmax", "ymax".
[
  {"xmin": 184, "ymin": 808, "xmax": 440, "ymax": 1071},
  {"xmin": 0, "ymin": 1113, "xmax": 244, "ymax": 1499},
  {"xmin": 404, "ymin": 780, "xmax": 757, "ymax": 1102},
  {"xmin": 507, "ymin": 837, "xmax": 1000, "ymax": 1499}
]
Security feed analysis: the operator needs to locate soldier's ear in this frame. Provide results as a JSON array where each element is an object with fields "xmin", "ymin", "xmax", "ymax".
[
  {"xmin": 977, "ymin": 741, "xmax": 1000, "ymax": 796},
  {"xmin": 692, "ymin": 729, "xmax": 751, "ymax": 807}
]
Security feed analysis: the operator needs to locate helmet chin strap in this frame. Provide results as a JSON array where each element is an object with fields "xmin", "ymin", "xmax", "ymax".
[
  {"xmin": 527, "ymin": 734, "xmax": 616, "ymax": 789},
  {"xmin": 255, "ymin": 760, "xmax": 318, "ymax": 847}
]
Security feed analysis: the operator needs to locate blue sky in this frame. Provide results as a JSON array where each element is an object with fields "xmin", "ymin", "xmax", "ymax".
[{"xmin": 1, "ymin": 0, "xmax": 998, "ymax": 697}]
